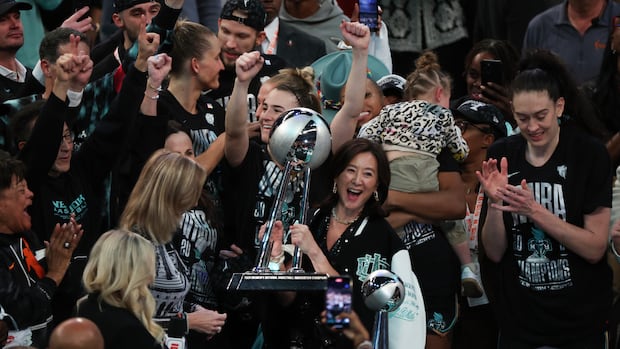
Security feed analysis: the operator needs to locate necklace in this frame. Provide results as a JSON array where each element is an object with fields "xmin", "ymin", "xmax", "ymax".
[{"xmin": 331, "ymin": 207, "xmax": 359, "ymax": 225}]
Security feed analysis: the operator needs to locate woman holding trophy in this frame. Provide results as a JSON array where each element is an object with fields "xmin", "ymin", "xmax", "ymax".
[{"xmin": 221, "ymin": 19, "xmax": 426, "ymax": 348}]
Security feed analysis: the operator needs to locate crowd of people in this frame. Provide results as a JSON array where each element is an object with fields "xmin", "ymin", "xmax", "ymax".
[{"xmin": 1, "ymin": 0, "xmax": 620, "ymax": 349}]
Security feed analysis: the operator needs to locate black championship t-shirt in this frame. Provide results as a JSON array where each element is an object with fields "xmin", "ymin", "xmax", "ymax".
[{"xmin": 487, "ymin": 125, "xmax": 612, "ymax": 346}]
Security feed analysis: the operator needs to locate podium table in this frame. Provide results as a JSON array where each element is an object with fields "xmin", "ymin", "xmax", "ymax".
[{"xmin": 226, "ymin": 272, "xmax": 329, "ymax": 291}]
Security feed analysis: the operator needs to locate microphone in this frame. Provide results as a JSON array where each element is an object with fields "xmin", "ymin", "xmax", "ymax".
[
  {"xmin": 165, "ymin": 336, "xmax": 186, "ymax": 349},
  {"xmin": 165, "ymin": 313, "xmax": 187, "ymax": 349}
]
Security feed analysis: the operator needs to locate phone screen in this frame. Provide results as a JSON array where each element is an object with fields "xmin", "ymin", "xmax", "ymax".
[
  {"xmin": 325, "ymin": 276, "xmax": 352, "ymax": 329},
  {"xmin": 358, "ymin": 0, "xmax": 379, "ymax": 32},
  {"xmin": 481, "ymin": 59, "xmax": 503, "ymax": 87},
  {"xmin": 74, "ymin": 0, "xmax": 91, "ymax": 21}
]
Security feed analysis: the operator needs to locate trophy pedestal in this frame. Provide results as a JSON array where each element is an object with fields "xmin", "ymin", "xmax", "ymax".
[{"xmin": 226, "ymin": 272, "xmax": 328, "ymax": 291}]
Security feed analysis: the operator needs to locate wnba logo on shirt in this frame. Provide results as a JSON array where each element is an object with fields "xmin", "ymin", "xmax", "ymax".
[
  {"xmin": 511, "ymin": 182, "xmax": 566, "ymax": 225},
  {"xmin": 356, "ymin": 253, "xmax": 389, "ymax": 282}
]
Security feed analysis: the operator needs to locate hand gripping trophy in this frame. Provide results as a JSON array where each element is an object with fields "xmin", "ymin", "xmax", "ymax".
[{"xmin": 255, "ymin": 107, "xmax": 331, "ymax": 273}]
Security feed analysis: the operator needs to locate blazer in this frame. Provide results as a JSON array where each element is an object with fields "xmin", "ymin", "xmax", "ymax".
[{"xmin": 276, "ymin": 21, "xmax": 327, "ymax": 68}]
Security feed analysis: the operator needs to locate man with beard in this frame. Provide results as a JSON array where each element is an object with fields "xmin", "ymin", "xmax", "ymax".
[
  {"xmin": 207, "ymin": 0, "xmax": 287, "ymax": 123},
  {"xmin": 0, "ymin": 0, "xmax": 40, "ymax": 102},
  {"xmin": 90, "ymin": 0, "xmax": 181, "ymax": 82}
]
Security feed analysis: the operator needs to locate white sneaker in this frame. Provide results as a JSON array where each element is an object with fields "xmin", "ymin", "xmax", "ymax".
[{"xmin": 461, "ymin": 265, "xmax": 483, "ymax": 298}]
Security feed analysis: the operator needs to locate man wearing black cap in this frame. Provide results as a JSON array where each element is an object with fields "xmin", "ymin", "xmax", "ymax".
[
  {"xmin": 90, "ymin": 0, "xmax": 181, "ymax": 81},
  {"xmin": 0, "ymin": 0, "xmax": 37, "ymax": 103},
  {"xmin": 207, "ymin": 0, "xmax": 287, "ymax": 123}
]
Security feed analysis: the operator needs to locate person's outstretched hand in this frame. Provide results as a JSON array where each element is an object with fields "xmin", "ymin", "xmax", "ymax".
[{"xmin": 476, "ymin": 157, "xmax": 509, "ymax": 204}]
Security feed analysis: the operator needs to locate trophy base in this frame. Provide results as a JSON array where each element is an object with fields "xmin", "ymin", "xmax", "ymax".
[{"xmin": 226, "ymin": 272, "xmax": 328, "ymax": 291}]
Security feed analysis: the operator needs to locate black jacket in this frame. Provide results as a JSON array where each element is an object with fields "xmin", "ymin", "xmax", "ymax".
[
  {"xmin": 77, "ymin": 293, "xmax": 164, "ymax": 349},
  {"xmin": 275, "ymin": 21, "xmax": 327, "ymax": 68},
  {"xmin": 0, "ymin": 230, "xmax": 56, "ymax": 347}
]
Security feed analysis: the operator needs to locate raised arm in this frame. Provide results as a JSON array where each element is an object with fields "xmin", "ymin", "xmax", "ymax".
[
  {"xmin": 20, "ymin": 35, "xmax": 92, "ymax": 177},
  {"xmin": 224, "ymin": 51, "xmax": 263, "ymax": 167},
  {"xmin": 194, "ymin": 133, "xmax": 224, "ymax": 176},
  {"xmin": 140, "ymin": 53, "xmax": 172, "ymax": 116},
  {"xmin": 330, "ymin": 21, "xmax": 370, "ymax": 153}
]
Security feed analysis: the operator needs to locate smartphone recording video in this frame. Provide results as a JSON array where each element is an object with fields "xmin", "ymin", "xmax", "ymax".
[
  {"xmin": 358, "ymin": 0, "xmax": 379, "ymax": 32},
  {"xmin": 480, "ymin": 59, "xmax": 504, "ymax": 87},
  {"xmin": 325, "ymin": 276, "xmax": 352, "ymax": 329}
]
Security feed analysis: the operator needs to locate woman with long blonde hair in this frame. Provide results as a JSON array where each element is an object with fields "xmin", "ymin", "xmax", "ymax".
[
  {"xmin": 78, "ymin": 229, "xmax": 164, "ymax": 349},
  {"xmin": 119, "ymin": 150, "xmax": 227, "ymax": 340}
]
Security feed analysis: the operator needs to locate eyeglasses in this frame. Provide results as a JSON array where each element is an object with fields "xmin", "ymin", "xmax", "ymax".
[
  {"xmin": 61, "ymin": 132, "xmax": 74, "ymax": 145},
  {"xmin": 455, "ymin": 120, "xmax": 492, "ymax": 134}
]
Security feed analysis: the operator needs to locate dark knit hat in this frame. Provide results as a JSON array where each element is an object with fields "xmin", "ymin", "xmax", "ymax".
[{"xmin": 220, "ymin": 0, "xmax": 267, "ymax": 32}]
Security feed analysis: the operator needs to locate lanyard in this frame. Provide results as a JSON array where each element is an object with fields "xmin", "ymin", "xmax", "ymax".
[
  {"xmin": 265, "ymin": 28, "xmax": 279, "ymax": 55},
  {"xmin": 465, "ymin": 187, "xmax": 485, "ymax": 251}
]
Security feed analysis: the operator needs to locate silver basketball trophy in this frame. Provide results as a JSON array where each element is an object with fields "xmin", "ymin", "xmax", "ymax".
[
  {"xmin": 362, "ymin": 270, "xmax": 406, "ymax": 349},
  {"xmin": 227, "ymin": 107, "xmax": 332, "ymax": 291}
]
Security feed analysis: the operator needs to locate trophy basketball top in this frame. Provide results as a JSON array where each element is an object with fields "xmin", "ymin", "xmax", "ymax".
[
  {"xmin": 362, "ymin": 269, "xmax": 406, "ymax": 313},
  {"xmin": 268, "ymin": 107, "xmax": 332, "ymax": 170}
]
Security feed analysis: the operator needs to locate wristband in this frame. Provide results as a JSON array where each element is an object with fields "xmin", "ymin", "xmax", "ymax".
[
  {"xmin": 270, "ymin": 252, "xmax": 285, "ymax": 264},
  {"xmin": 148, "ymin": 82, "xmax": 162, "ymax": 91},
  {"xmin": 268, "ymin": 261, "xmax": 282, "ymax": 272},
  {"xmin": 357, "ymin": 340, "xmax": 373, "ymax": 349}
]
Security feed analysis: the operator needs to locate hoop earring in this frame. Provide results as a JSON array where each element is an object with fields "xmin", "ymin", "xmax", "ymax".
[
  {"xmin": 373, "ymin": 191, "xmax": 379, "ymax": 201},
  {"xmin": 332, "ymin": 182, "xmax": 337, "ymax": 194}
]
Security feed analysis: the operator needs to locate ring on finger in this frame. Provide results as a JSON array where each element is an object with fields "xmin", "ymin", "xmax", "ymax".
[{"xmin": 63, "ymin": 241, "xmax": 71, "ymax": 249}]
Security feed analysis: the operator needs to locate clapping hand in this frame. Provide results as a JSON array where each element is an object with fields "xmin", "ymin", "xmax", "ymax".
[
  {"xmin": 45, "ymin": 213, "xmax": 84, "ymax": 285},
  {"xmin": 476, "ymin": 157, "xmax": 509, "ymax": 205}
]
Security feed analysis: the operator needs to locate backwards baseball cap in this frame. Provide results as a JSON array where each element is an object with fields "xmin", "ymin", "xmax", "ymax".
[
  {"xmin": 0, "ymin": 0, "xmax": 31, "ymax": 17},
  {"xmin": 220, "ymin": 0, "xmax": 267, "ymax": 32},
  {"xmin": 114, "ymin": 0, "xmax": 160, "ymax": 13},
  {"xmin": 452, "ymin": 99, "xmax": 507, "ymax": 138},
  {"xmin": 311, "ymin": 50, "xmax": 390, "ymax": 123},
  {"xmin": 377, "ymin": 74, "xmax": 406, "ymax": 99}
]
